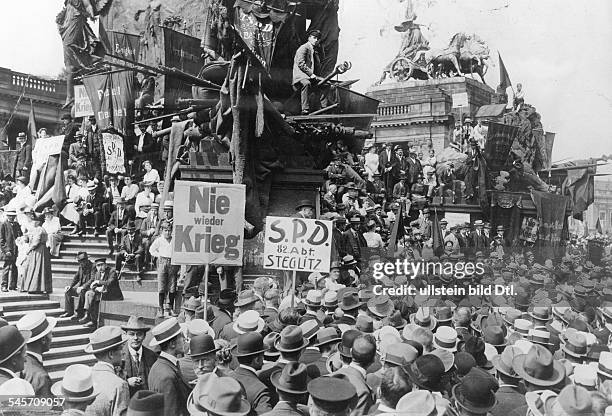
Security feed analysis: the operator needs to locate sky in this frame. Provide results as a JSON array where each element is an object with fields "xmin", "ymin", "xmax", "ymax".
[{"xmin": 0, "ymin": 0, "xmax": 611, "ymax": 164}]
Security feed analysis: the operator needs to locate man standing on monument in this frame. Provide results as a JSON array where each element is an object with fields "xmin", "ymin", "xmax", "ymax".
[{"xmin": 293, "ymin": 30, "xmax": 328, "ymax": 115}]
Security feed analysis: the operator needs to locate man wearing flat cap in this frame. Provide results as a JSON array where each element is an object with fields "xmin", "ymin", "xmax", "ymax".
[
  {"xmin": 292, "ymin": 30, "xmax": 328, "ymax": 115},
  {"xmin": 307, "ymin": 376, "xmax": 357, "ymax": 416}
]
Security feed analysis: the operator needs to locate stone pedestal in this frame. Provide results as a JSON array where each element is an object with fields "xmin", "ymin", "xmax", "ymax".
[
  {"xmin": 180, "ymin": 165, "xmax": 324, "ymax": 275},
  {"xmin": 366, "ymin": 77, "xmax": 495, "ymax": 153}
]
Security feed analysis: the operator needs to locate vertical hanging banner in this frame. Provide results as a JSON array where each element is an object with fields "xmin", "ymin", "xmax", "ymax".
[
  {"xmin": 74, "ymin": 85, "xmax": 94, "ymax": 118},
  {"xmin": 106, "ymin": 30, "xmax": 141, "ymax": 61},
  {"xmin": 531, "ymin": 190, "xmax": 568, "ymax": 246},
  {"xmin": 102, "ymin": 132, "xmax": 126, "ymax": 174},
  {"xmin": 263, "ymin": 217, "xmax": 333, "ymax": 273},
  {"xmin": 82, "ymin": 70, "xmax": 136, "ymax": 135},
  {"xmin": 172, "ymin": 181, "xmax": 246, "ymax": 266}
]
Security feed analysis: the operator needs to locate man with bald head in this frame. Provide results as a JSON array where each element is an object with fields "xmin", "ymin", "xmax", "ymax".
[{"xmin": 453, "ymin": 307, "xmax": 472, "ymax": 340}]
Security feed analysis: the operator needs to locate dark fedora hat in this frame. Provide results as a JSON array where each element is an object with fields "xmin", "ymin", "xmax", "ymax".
[
  {"xmin": 339, "ymin": 291, "xmax": 362, "ymax": 311},
  {"xmin": 0, "ymin": 325, "xmax": 29, "ymax": 365},
  {"xmin": 405, "ymin": 354, "xmax": 445, "ymax": 391},
  {"xmin": 270, "ymin": 362, "xmax": 309, "ymax": 394},
  {"xmin": 128, "ymin": 390, "xmax": 164, "ymax": 416},
  {"xmin": 367, "ymin": 295, "xmax": 394, "ymax": 318},
  {"xmin": 314, "ymin": 327, "xmax": 341, "ymax": 347},
  {"xmin": 233, "ymin": 332, "xmax": 266, "ymax": 357},
  {"xmin": 295, "ymin": 199, "xmax": 315, "ymax": 211},
  {"xmin": 189, "ymin": 334, "xmax": 219, "ymax": 359},
  {"xmin": 234, "ymin": 289, "xmax": 258, "ymax": 307},
  {"xmin": 275, "ymin": 325, "xmax": 308, "ymax": 353},
  {"xmin": 218, "ymin": 289, "xmax": 236, "ymax": 305},
  {"xmin": 382, "ymin": 310, "xmax": 407, "ymax": 330},
  {"xmin": 483, "ymin": 326, "xmax": 506, "ymax": 347},
  {"xmin": 512, "ymin": 344, "xmax": 565, "ymax": 387},
  {"xmin": 452, "ymin": 368, "xmax": 498, "ymax": 414}
]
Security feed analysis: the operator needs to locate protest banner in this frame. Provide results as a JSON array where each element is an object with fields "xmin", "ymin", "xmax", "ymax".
[
  {"xmin": 74, "ymin": 85, "xmax": 94, "ymax": 118},
  {"xmin": 32, "ymin": 135, "xmax": 65, "ymax": 166},
  {"xmin": 172, "ymin": 181, "xmax": 246, "ymax": 266},
  {"xmin": 82, "ymin": 70, "xmax": 137, "ymax": 135},
  {"xmin": 263, "ymin": 216, "xmax": 333, "ymax": 274},
  {"xmin": 102, "ymin": 132, "xmax": 126, "ymax": 174}
]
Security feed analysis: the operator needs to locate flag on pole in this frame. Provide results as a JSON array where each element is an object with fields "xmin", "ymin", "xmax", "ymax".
[
  {"xmin": 27, "ymin": 99, "xmax": 37, "ymax": 148},
  {"xmin": 498, "ymin": 52, "xmax": 512, "ymax": 91},
  {"xmin": 432, "ymin": 208, "xmax": 444, "ymax": 257},
  {"xmin": 596, "ymin": 217, "xmax": 603, "ymax": 234}
]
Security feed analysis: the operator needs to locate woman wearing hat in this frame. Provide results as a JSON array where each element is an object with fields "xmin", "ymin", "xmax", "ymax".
[
  {"xmin": 22, "ymin": 213, "xmax": 52, "ymax": 294},
  {"xmin": 364, "ymin": 146, "xmax": 380, "ymax": 181},
  {"xmin": 42, "ymin": 207, "xmax": 63, "ymax": 257}
]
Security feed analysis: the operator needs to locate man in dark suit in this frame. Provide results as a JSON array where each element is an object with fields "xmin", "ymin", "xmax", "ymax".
[
  {"xmin": 81, "ymin": 257, "xmax": 124, "ymax": 328},
  {"xmin": 311, "ymin": 327, "xmax": 341, "ymax": 376},
  {"xmin": 379, "ymin": 142, "xmax": 399, "ymax": 197},
  {"xmin": 0, "ymin": 209, "xmax": 22, "ymax": 292},
  {"xmin": 77, "ymin": 181, "xmax": 105, "ymax": 237},
  {"xmin": 211, "ymin": 289, "xmax": 235, "ymax": 336},
  {"xmin": 298, "ymin": 320, "xmax": 321, "ymax": 365},
  {"xmin": 120, "ymin": 316, "xmax": 158, "ymax": 397},
  {"xmin": 61, "ymin": 251, "xmax": 94, "ymax": 319},
  {"xmin": 332, "ymin": 336, "xmax": 375, "ymax": 416},
  {"xmin": 148, "ymin": 317, "xmax": 191, "ymax": 416},
  {"xmin": 15, "ymin": 311, "xmax": 55, "ymax": 397},
  {"xmin": 405, "ymin": 150, "xmax": 422, "ymax": 189},
  {"xmin": 15, "ymin": 132, "xmax": 32, "ymax": 176},
  {"xmin": 106, "ymin": 197, "xmax": 134, "ymax": 255},
  {"xmin": 263, "ymin": 362, "xmax": 310, "ymax": 416},
  {"xmin": 471, "ymin": 220, "xmax": 490, "ymax": 253},
  {"xmin": 116, "ymin": 220, "xmax": 144, "ymax": 275},
  {"xmin": 342, "ymin": 217, "xmax": 367, "ymax": 264},
  {"xmin": 233, "ymin": 332, "xmax": 273, "ymax": 414}
]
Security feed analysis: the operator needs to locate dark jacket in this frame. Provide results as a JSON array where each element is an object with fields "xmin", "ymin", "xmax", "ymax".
[
  {"xmin": 211, "ymin": 308, "xmax": 233, "ymax": 338},
  {"xmin": 405, "ymin": 157, "xmax": 422, "ymax": 184},
  {"xmin": 0, "ymin": 220, "xmax": 22, "ymax": 260},
  {"xmin": 23, "ymin": 353, "xmax": 52, "ymax": 397},
  {"xmin": 491, "ymin": 385, "xmax": 526, "ymax": 416},
  {"xmin": 260, "ymin": 401, "xmax": 309, "ymax": 416},
  {"xmin": 70, "ymin": 260, "xmax": 94, "ymax": 291},
  {"xmin": 378, "ymin": 150, "xmax": 399, "ymax": 174},
  {"xmin": 95, "ymin": 265, "xmax": 124, "ymax": 301},
  {"xmin": 119, "ymin": 233, "xmax": 144, "ymax": 257},
  {"xmin": 333, "ymin": 365, "xmax": 374, "ymax": 416},
  {"xmin": 234, "ymin": 365, "xmax": 273, "ymax": 415},
  {"xmin": 108, "ymin": 207, "xmax": 134, "ymax": 231},
  {"xmin": 121, "ymin": 343, "xmax": 158, "ymax": 397},
  {"xmin": 148, "ymin": 355, "xmax": 191, "ymax": 416},
  {"xmin": 342, "ymin": 228, "xmax": 367, "ymax": 260},
  {"xmin": 16, "ymin": 143, "xmax": 32, "ymax": 173},
  {"xmin": 298, "ymin": 347, "xmax": 322, "ymax": 365}
]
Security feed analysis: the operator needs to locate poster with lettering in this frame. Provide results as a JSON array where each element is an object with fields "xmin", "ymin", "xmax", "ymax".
[
  {"xmin": 102, "ymin": 133, "xmax": 126, "ymax": 174},
  {"xmin": 172, "ymin": 181, "xmax": 246, "ymax": 266},
  {"xmin": 74, "ymin": 85, "xmax": 94, "ymax": 118},
  {"xmin": 263, "ymin": 217, "xmax": 333, "ymax": 273},
  {"xmin": 82, "ymin": 70, "xmax": 136, "ymax": 134}
]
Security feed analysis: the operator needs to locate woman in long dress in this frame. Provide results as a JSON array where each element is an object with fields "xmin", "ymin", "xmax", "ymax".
[{"xmin": 22, "ymin": 214, "xmax": 53, "ymax": 294}]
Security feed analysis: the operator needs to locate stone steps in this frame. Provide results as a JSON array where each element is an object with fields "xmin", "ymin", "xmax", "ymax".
[
  {"xmin": 53, "ymin": 276, "xmax": 160, "ymax": 292},
  {"xmin": 0, "ymin": 292, "xmax": 95, "ymax": 385}
]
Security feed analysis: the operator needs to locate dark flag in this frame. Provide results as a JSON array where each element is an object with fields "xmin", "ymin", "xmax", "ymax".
[
  {"xmin": 531, "ymin": 190, "xmax": 569, "ymax": 259},
  {"xmin": 386, "ymin": 203, "xmax": 404, "ymax": 258},
  {"xmin": 27, "ymin": 99, "xmax": 37, "ymax": 149},
  {"xmin": 562, "ymin": 164, "xmax": 595, "ymax": 220},
  {"xmin": 432, "ymin": 208, "xmax": 444, "ymax": 257},
  {"xmin": 596, "ymin": 217, "xmax": 603, "ymax": 234},
  {"xmin": 498, "ymin": 52, "xmax": 512, "ymax": 91}
]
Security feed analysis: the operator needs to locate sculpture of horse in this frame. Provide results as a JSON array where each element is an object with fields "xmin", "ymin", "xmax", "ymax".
[
  {"xmin": 458, "ymin": 34, "xmax": 490, "ymax": 83},
  {"xmin": 412, "ymin": 32, "xmax": 468, "ymax": 77}
]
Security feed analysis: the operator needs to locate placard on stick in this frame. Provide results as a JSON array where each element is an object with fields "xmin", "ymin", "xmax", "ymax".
[
  {"xmin": 263, "ymin": 216, "xmax": 333, "ymax": 273},
  {"xmin": 171, "ymin": 181, "xmax": 246, "ymax": 266}
]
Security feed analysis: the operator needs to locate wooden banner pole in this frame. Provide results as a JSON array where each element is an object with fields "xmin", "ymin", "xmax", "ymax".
[
  {"xmin": 291, "ymin": 270, "xmax": 297, "ymax": 309},
  {"xmin": 203, "ymin": 263, "xmax": 210, "ymax": 321}
]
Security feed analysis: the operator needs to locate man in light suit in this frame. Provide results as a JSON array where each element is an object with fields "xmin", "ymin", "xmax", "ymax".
[
  {"xmin": 293, "ymin": 30, "xmax": 327, "ymax": 114},
  {"xmin": 148, "ymin": 318, "xmax": 191, "ymax": 416},
  {"xmin": 84, "ymin": 326, "xmax": 130, "ymax": 416},
  {"xmin": 333, "ymin": 336, "xmax": 375, "ymax": 416}
]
